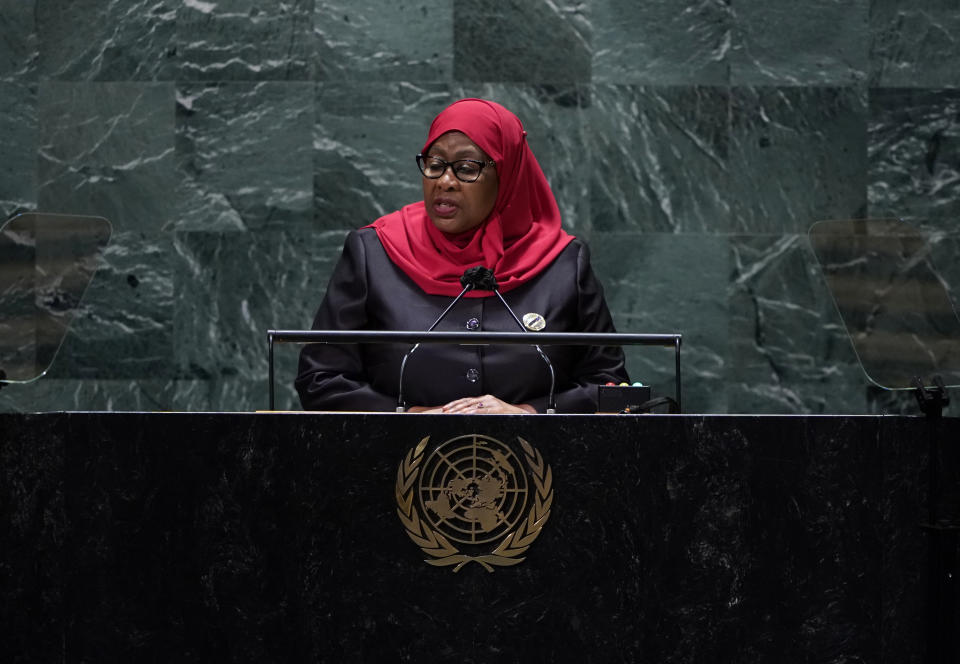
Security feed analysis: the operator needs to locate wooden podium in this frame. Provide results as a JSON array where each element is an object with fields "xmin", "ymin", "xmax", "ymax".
[{"xmin": 2, "ymin": 412, "xmax": 957, "ymax": 662}]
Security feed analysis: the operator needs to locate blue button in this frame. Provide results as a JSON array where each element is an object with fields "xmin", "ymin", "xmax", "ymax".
[
  {"xmin": 466, "ymin": 317, "xmax": 480, "ymax": 331},
  {"xmin": 465, "ymin": 368, "xmax": 479, "ymax": 383}
]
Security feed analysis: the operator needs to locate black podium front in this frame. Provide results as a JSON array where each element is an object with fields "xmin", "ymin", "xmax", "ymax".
[{"xmin": 2, "ymin": 412, "xmax": 955, "ymax": 662}]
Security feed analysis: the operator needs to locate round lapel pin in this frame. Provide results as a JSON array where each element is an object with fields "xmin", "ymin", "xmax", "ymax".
[{"xmin": 522, "ymin": 312, "xmax": 546, "ymax": 331}]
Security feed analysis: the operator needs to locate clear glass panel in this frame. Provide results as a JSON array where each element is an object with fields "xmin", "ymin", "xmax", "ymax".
[
  {"xmin": 809, "ymin": 218, "xmax": 960, "ymax": 390},
  {"xmin": 0, "ymin": 212, "xmax": 112, "ymax": 384}
]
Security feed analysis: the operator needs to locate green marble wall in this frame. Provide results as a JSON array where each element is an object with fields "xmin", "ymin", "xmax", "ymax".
[{"xmin": 1, "ymin": 0, "xmax": 958, "ymax": 414}]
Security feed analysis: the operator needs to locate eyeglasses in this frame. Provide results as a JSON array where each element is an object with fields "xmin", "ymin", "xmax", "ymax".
[{"xmin": 416, "ymin": 154, "xmax": 495, "ymax": 183}]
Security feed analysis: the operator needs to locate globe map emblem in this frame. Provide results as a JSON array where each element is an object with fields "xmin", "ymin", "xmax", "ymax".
[{"xmin": 418, "ymin": 435, "xmax": 529, "ymax": 546}]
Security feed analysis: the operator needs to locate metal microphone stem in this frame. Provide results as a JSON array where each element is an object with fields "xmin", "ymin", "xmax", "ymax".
[
  {"xmin": 397, "ymin": 283, "xmax": 473, "ymax": 411},
  {"xmin": 493, "ymin": 290, "xmax": 557, "ymax": 414}
]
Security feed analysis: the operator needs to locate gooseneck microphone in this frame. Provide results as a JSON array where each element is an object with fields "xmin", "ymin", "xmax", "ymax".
[
  {"xmin": 396, "ymin": 266, "xmax": 557, "ymax": 413},
  {"xmin": 396, "ymin": 268, "xmax": 484, "ymax": 411},
  {"xmin": 480, "ymin": 270, "xmax": 557, "ymax": 414}
]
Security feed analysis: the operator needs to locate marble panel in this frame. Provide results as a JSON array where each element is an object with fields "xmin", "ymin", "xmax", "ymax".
[
  {"xmin": 4, "ymin": 0, "xmax": 959, "ymax": 420},
  {"xmin": 172, "ymin": 229, "xmax": 346, "ymax": 411},
  {"xmin": 35, "ymin": 0, "xmax": 176, "ymax": 81},
  {"xmin": 592, "ymin": 0, "xmax": 731, "ymax": 86},
  {"xmin": 730, "ymin": 0, "xmax": 868, "ymax": 86},
  {"xmin": 176, "ymin": 0, "xmax": 315, "ymax": 81},
  {"xmin": 315, "ymin": 0, "xmax": 452, "ymax": 82},
  {"xmin": 0, "ymin": 0, "xmax": 37, "ymax": 81},
  {"xmin": 0, "ymin": 82, "xmax": 37, "ymax": 218},
  {"xmin": 870, "ymin": 0, "xmax": 960, "ymax": 88},
  {"xmin": 2, "ymin": 360, "xmax": 303, "ymax": 415},
  {"xmin": 313, "ymin": 82, "xmax": 450, "ymax": 229},
  {"xmin": 727, "ymin": 234, "xmax": 868, "ymax": 414},
  {"xmin": 933, "ymin": 235, "xmax": 960, "ymax": 317},
  {"xmin": 36, "ymin": 82, "xmax": 176, "ymax": 231},
  {"xmin": 0, "ymin": 378, "xmax": 208, "ymax": 413},
  {"xmin": 174, "ymin": 82, "xmax": 313, "ymax": 231},
  {"xmin": 729, "ymin": 86, "xmax": 868, "ymax": 234},
  {"xmin": 43, "ymin": 230, "xmax": 174, "ymax": 380},
  {"xmin": 453, "ymin": 1, "xmax": 591, "ymax": 84},
  {"xmin": 868, "ymin": 88, "xmax": 960, "ymax": 231},
  {"xmin": 209, "ymin": 375, "xmax": 300, "ymax": 412},
  {"xmin": 586, "ymin": 85, "xmax": 732, "ymax": 233},
  {"xmin": 589, "ymin": 232, "xmax": 728, "ymax": 414}
]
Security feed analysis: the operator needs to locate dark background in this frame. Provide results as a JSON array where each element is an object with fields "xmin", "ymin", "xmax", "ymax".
[{"xmin": 1, "ymin": 1, "xmax": 959, "ymax": 414}]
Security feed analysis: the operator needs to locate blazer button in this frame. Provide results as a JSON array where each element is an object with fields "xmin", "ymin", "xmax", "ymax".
[
  {"xmin": 466, "ymin": 317, "xmax": 480, "ymax": 330},
  {"xmin": 465, "ymin": 368, "xmax": 479, "ymax": 383}
]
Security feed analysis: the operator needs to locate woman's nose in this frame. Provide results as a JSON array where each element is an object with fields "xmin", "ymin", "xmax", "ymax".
[{"xmin": 438, "ymin": 168, "xmax": 460, "ymax": 188}]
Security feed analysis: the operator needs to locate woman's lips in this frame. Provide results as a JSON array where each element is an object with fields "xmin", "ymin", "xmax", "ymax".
[{"xmin": 432, "ymin": 198, "xmax": 459, "ymax": 217}]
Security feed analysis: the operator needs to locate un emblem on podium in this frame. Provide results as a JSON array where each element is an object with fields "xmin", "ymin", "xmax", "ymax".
[{"xmin": 395, "ymin": 434, "xmax": 553, "ymax": 572}]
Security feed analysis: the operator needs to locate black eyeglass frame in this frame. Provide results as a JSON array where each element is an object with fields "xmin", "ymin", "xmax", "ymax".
[{"xmin": 415, "ymin": 154, "xmax": 496, "ymax": 183}]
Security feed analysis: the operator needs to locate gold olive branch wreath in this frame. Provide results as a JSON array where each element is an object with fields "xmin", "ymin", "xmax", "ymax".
[{"xmin": 395, "ymin": 436, "xmax": 553, "ymax": 572}]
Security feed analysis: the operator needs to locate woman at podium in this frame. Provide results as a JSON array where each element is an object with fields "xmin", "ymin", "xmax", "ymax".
[{"xmin": 296, "ymin": 99, "xmax": 627, "ymax": 413}]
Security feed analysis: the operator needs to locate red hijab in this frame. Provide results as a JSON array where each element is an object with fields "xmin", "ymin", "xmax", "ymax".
[{"xmin": 369, "ymin": 98, "xmax": 573, "ymax": 296}]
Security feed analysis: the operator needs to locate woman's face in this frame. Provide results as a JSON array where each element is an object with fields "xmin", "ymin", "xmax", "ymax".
[{"xmin": 422, "ymin": 131, "xmax": 498, "ymax": 235}]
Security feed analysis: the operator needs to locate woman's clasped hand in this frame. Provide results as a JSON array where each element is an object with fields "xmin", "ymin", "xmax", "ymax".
[{"xmin": 407, "ymin": 396, "xmax": 536, "ymax": 415}]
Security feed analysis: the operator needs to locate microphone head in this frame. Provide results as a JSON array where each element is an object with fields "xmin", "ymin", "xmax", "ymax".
[{"xmin": 460, "ymin": 266, "xmax": 498, "ymax": 291}]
